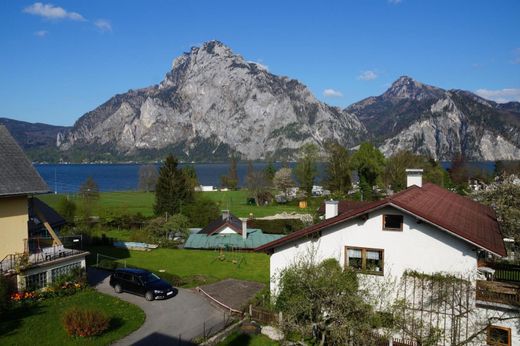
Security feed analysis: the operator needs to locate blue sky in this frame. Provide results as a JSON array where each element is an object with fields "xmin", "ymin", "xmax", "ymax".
[{"xmin": 1, "ymin": 0, "xmax": 519, "ymax": 126}]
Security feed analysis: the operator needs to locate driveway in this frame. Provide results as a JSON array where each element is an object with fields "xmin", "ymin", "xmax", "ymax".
[{"xmin": 88, "ymin": 268, "xmax": 230, "ymax": 346}]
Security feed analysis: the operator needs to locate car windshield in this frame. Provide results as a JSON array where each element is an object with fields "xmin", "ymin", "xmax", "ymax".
[{"xmin": 142, "ymin": 273, "xmax": 161, "ymax": 283}]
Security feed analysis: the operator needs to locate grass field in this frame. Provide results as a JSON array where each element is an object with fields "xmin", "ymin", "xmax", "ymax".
[
  {"xmin": 39, "ymin": 190, "xmax": 321, "ymax": 218},
  {"xmin": 217, "ymin": 331, "xmax": 279, "ymax": 346},
  {"xmin": 89, "ymin": 246, "xmax": 270, "ymax": 287},
  {"xmin": 0, "ymin": 289, "xmax": 145, "ymax": 346}
]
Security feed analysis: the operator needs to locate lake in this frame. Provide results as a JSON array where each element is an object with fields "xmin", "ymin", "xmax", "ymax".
[
  {"xmin": 35, "ymin": 163, "xmax": 302, "ymax": 193},
  {"xmin": 35, "ymin": 161, "xmax": 496, "ymax": 193}
]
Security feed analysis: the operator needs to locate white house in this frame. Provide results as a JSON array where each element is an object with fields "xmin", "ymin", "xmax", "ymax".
[{"xmin": 257, "ymin": 169, "xmax": 519, "ymax": 346}]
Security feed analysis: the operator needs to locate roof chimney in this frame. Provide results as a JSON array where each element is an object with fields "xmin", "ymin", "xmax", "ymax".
[
  {"xmin": 406, "ymin": 169, "xmax": 423, "ymax": 188},
  {"xmin": 325, "ymin": 200, "xmax": 339, "ymax": 219},
  {"xmin": 241, "ymin": 219, "xmax": 247, "ymax": 239},
  {"xmin": 222, "ymin": 210, "xmax": 230, "ymax": 220}
]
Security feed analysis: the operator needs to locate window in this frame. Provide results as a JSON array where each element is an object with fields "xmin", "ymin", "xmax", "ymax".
[
  {"xmin": 487, "ymin": 326, "xmax": 511, "ymax": 346},
  {"xmin": 25, "ymin": 272, "xmax": 47, "ymax": 290},
  {"xmin": 345, "ymin": 247, "xmax": 384, "ymax": 274},
  {"xmin": 51, "ymin": 262, "xmax": 81, "ymax": 283},
  {"xmin": 383, "ymin": 214, "xmax": 403, "ymax": 231}
]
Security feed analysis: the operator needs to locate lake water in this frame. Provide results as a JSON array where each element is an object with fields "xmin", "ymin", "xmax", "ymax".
[
  {"xmin": 35, "ymin": 161, "xmax": 495, "ymax": 193},
  {"xmin": 35, "ymin": 163, "xmax": 301, "ymax": 193}
]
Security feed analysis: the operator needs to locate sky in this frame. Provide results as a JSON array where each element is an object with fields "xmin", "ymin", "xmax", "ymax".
[{"xmin": 0, "ymin": 0, "xmax": 519, "ymax": 126}]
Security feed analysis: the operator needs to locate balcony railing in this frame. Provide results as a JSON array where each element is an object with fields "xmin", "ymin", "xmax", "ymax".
[
  {"xmin": 476, "ymin": 280, "xmax": 520, "ymax": 307},
  {"xmin": 0, "ymin": 236, "xmax": 85, "ymax": 274}
]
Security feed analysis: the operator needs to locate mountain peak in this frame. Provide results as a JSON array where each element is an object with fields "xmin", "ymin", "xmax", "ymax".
[{"xmin": 383, "ymin": 76, "xmax": 444, "ymax": 101}]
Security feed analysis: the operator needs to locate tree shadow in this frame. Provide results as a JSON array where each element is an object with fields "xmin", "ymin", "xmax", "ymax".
[
  {"xmin": 0, "ymin": 303, "xmax": 44, "ymax": 338},
  {"xmin": 133, "ymin": 332, "xmax": 197, "ymax": 346},
  {"xmin": 224, "ymin": 333, "xmax": 254, "ymax": 346}
]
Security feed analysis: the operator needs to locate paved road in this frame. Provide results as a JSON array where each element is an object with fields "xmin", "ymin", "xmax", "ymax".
[{"xmin": 88, "ymin": 268, "xmax": 230, "ymax": 346}]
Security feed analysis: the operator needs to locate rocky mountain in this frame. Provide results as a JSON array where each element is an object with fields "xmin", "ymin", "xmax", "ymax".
[
  {"xmin": 348, "ymin": 76, "xmax": 520, "ymax": 161},
  {"xmin": 6, "ymin": 41, "xmax": 520, "ymax": 162},
  {"xmin": 0, "ymin": 117, "xmax": 69, "ymax": 149},
  {"xmin": 58, "ymin": 41, "xmax": 366, "ymax": 161}
]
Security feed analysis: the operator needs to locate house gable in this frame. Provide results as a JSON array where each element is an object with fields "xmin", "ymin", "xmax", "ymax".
[{"xmin": 269, "ymin": 204, "xmax": 478, "ymax": 294}]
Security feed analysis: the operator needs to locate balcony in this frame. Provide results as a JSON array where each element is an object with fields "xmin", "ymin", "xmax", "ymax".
[
  {"xmin": 0, "ymin": 236, "xmax": 86, "ymax": 274},
  {"xmin": 476, "ymin": 280, "xmax": 520, "ymax": 307}
]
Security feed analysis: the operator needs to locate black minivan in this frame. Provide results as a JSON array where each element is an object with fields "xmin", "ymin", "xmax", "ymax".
[{"xmin": 109, "ymin": 268, "xmax": 176, "ymax": 301}]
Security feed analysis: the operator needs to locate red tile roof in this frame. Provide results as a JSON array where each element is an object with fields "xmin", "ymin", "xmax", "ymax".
[{"xmin": 256, "ymin": 183, "xmax": 506, "ymax": 257}]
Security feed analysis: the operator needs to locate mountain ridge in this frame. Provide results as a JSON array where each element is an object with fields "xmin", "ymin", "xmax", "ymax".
[{"xmin": 4, "ymin": 41, "xmax": 520, "ymax": 162}]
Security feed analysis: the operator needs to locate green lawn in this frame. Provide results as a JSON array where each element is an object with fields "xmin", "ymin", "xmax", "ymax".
[
  {"xmin": 39, "ymin": 190, "xmax": 320, "ymax": 219},
  {"xmin": 88, "ymin": 246, "xmax": 270, "ymax": 287},
  {"xmin": 0, "ymin": 289, "xmax": 145, "ymax": 346},
  {"xmin": 217, "ymin": 331, "xmax": 279, "ymax": 346},
  {"xmin": 39, "ymin": 191, "xmax": 156, "ymax": 217}
]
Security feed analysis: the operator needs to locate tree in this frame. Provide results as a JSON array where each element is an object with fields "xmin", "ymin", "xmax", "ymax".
[
  {"xmin": 273, "ymin": 168, "xmax": 294, "ymax": 197},
  {"xmin": 57, "ymin": 197, "xmax": 77, "ymax": 223},
  {"xmin": 247, "ymin": 169, "xmax": 271, "ymax": 206},
  {"xmin": 384, "ymin": 150, "xmax": 450, "ymax": 192},
  {"xmin": 263, "ymin": 160, "xmax": 276, "ymax": 185},
  {"xmin": 351, "ymin": 143, "xmax": 385, "ymax": 201},
  {"xmin": 182, "ymin": 165, "xmax": 199, "ymax": 191},
  {"xmin": 294, "ymin": 143, "xmax": 319, "ymax": 196},
  {"xmin": 182, "ymin": 195, "xmax": 220, "ymax": 227},
  {"xmin": 78, "ymin": 177, "xmax": 100, "ymax": 218},
  {"xmin": 276, "ymin": 254, "xmax": 380, "ymax": 345},
  {"xmin": 138, "ymin": 164, "xmax": 159, "ymax": 192},
  {"xmin": 220, "ymin": 154, "xmax": 239, "ymax": 190},
  {"xmin": 154, "ymin": 155, "xmax": 193, "ymax": 216},
  {"xmin": 472, "ymin": 176, "xmax": 520, "ymax": 241},
  {"xmin": 144, "ymin": 214, "xmax": 189, "ymax": 245},
  {"xmin": 323, "ymin": 141, "xmax": 352, "ymax": 195}
]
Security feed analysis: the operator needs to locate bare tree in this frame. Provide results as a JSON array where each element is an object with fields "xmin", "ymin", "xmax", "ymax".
[
  {"xmin": 273, "ymin": 167, "xmax": 294, "ymax": 198},
  {"xmin": 138, "ymin": 164, "xmax": 159, "ymax": 192}
]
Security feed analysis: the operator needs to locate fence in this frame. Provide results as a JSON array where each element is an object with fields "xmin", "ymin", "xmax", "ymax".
[
  {"xmin": 95, "ymin": 253, "xmax": 127, "ymax": 270},
  {"xmin": 248, "ymin": 305, "xmax": 279, "ymax": 325},
  {"xmin": 491, "ymin": 263, "xmax": 520, "ymax": 282}
]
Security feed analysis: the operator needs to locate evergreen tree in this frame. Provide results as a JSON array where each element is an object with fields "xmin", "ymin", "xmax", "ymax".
[
  {"xmin": 263, "ymin": 160, "xmax": 276, "ymax": 185},
  {"xmin": 294, "ymin": 143, "xmax": 319, "ymax": 196},
  {"xmin": 154, "ymin": 155, "xmax": 193, "ymax": 216}
]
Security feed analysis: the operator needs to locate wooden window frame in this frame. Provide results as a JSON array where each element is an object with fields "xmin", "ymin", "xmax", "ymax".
[
  {"xmin": 344, "ymin": 246, "xmax": 384, "ymax": 276},
  {"xmin": 487, "ymin": 325, "xmax": 511, "ymax": 346},
  {"xmin": 382, "ymin": 214, "xmax": 404, "ymax": 231}
]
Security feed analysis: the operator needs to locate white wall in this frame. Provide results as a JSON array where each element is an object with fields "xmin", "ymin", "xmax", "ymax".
[
  {"xmin": 270, "ymin": 206, "xmax": 477, "ymax": 294},
  {"xmin": 216, "ymin": 226, "xmax": 239, "ymax": 234}
]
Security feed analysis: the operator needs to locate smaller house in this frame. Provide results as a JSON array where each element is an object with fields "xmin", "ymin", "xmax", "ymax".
[{"xmin": 184, "ymin": 211, "xmax": 284, "ymax": 250}]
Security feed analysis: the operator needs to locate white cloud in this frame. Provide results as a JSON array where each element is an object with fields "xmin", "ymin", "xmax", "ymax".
[
  {"xmin": 475, "ymin": 88, "xmax": 520, "ymax": 103},
  {"xmin": 323, "ymin": 89, "xmax": 343, "ymax": 98},
  {"xmin": 358, "ymin": 70, "xmax": 378, "ymax": 81},
  {"xmin": 23, "ymin": 2, "xmax": 85, "ymax": 21},
  {"xmin": 34, "ymin": 30, "xmax": 48, "ymax": 37},
  {"xmin": 94, "ymin": 19, "xmax": 112, "ymax": 32},
  {"xmin": 388, "ymin": 0, "xmax": 402, "ymax": 4}
]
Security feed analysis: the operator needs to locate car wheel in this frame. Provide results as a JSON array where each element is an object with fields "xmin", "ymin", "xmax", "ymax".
[
  {"xmin": 114, "ymin": 284, "xmax": 122, "ymax": 293},
  {"xmin": 145, "ymin": 291, "xmax": 154, "ymax": 301}
]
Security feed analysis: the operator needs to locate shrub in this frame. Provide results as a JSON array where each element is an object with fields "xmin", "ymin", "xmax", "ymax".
[
  {"xmin": 0, "ymin": 275, "xmax": 10, "ymax": 314},
  {"xmin": 62, "ymin": 307, "xmax": 110, "ymax": 337},
  {"xmin": 159, "ymin": 273, "xmax": 184, "ymax": 287}
]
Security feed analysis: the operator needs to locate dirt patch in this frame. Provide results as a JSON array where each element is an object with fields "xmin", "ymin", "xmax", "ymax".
[{"xmin": 198, "ymin": 279, "xmax": 265, "ymax": 312}]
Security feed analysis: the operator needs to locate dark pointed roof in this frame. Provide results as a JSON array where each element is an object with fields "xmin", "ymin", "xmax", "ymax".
[
  {"xmin": 0, "ymin": 125, "xmax": 49, "ymax": 197},
  {"xmin": 257, "ymin": 183, "xmax": 506, "ymax": 257},
  {"xmin": 198, "ymin": 213, "xmax": 244, "ymax": 236}
]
